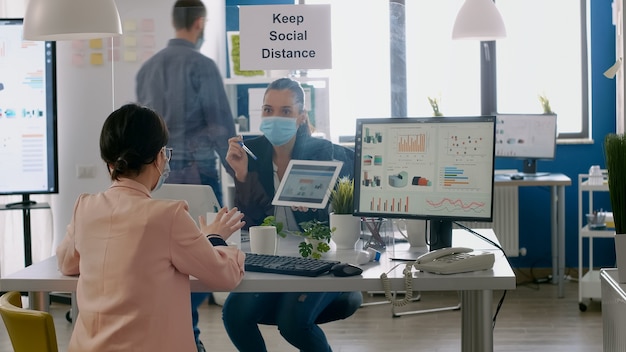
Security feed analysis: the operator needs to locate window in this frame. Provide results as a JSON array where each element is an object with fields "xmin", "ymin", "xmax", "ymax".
[
  {"xmin": 305, "ymin": 0, "xmax": 391, "ymax": 141},
  {"xmin": 405, "ymin": 0, "xmax": 480, "ymax": 117},
  {"xmin": 306, "ymin": 0, "xmax": 589, "ymax": 141},
  {"xmin": 496, "ymin": 0, "xmax": 588, "ymax": 138}
]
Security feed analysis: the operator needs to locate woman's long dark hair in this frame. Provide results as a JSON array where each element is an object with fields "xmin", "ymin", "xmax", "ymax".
[{"xmin": 100, "ymin": 104, "xmax": 168, "ymax": 180}]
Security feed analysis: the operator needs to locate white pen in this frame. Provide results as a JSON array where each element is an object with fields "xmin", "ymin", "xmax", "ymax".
[{"xmin": 237, "ymin": 137, "xmax": 258, "ymax": 160}]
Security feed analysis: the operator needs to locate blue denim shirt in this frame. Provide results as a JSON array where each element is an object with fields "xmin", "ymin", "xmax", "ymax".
[{"xmin": 136, "ymin": 39, "xmax": 235, "ymax": 174}]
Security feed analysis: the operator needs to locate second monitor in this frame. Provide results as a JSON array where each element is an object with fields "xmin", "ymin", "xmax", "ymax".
[
  {"xmin": 353, "ymin": 116, "xmax": 496, "ymax": 250},
  {"xmin": 495, "ymin": 113, "xmax": 557, "ymax": 176}
]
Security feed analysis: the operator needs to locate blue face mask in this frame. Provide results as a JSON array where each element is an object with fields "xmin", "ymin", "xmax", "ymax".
[
  {"xmin": 195, "ymin": 31, "xmax": 204, "ymax": 50},
  {"xmin": 260, "ymin": 117, "xmax": 298, "ymax": 146},
  {"xmin": 153, "ymin": 159, "xmax": 170, "ymax": 192}
]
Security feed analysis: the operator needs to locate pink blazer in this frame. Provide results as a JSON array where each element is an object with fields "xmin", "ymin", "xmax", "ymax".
[{"xmin": 56, "ymin": 178, "xmax": 245, "ymax": 352}]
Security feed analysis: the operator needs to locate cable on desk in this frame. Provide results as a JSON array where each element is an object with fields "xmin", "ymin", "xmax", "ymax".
[
  {"xmin": 454, "ymin": 221, "xmax": 509, "ymax": 329},
  {"xmin": 492, "ymin": 290, "xmax": 507, "ymax": 330},
  {"xmin": 453, "ymin": 221, "xmax": 505, "ymax": 254},
  {"xmin": 380, "ymin": 262, "xmax": 415, "ymax": 307}
]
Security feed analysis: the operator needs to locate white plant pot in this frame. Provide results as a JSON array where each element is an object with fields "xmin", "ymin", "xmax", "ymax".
[
  {"xmin": 329, "ymin": 213, "xmax": 361, "ymax": 249},
  {"xmin": 615, "ymin": 235, "xmax": 626, "ymax": 283},
  {"xmin": 304, "ymin": 238, "xmax": 331, "ymax": 258}
]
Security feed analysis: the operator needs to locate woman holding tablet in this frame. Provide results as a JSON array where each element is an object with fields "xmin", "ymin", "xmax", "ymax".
[
  {"xmin": 226, "ymin": 77, "xmax": 353, "ymax": 229},
  {"xmin": 223, "ymin": 78, "xmax": 360, "ymax": 352}
]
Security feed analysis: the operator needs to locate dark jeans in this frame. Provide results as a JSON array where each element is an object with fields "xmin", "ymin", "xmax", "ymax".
[{"xmin": 222, "ymin": 292, "xmax": 340, "ymax": 352}]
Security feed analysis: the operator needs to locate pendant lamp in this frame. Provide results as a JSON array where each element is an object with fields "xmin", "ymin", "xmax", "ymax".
[
  {"xmin": 23, "ymin": 0, "xmax": 122, "ymax": 41},
  {"xmin": 452, "ymin": 0, "xmax": 506, "ymax": 41}
]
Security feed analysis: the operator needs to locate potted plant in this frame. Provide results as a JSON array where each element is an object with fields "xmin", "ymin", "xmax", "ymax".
[
  {"xmin": 427, "ymin": 96, "xmax": 443, "ymax": 117},
  {"xmin": 329, "ymin": 177, "xmax": 361, "ymax": 249},
  {"xmin": 296, "ymin": 220, "xmax": 334, "ymax": 259},
  {"xmin": 261, "ymin": 215, "xmax": 287, "ymax": 238},
  {"xmin": 605, "ymin": 133, "xmax": 626, "ymax": 282},
  {"xmin": 538, "ymin": 93, "xmax": 555, "ymax": 115}
]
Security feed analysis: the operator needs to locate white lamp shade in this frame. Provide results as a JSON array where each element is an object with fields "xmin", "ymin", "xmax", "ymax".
[
  {"xmin": 452, "ymin": 0, "xmax": 506, "ymax": 41},
  {"xmin": 23, "ymin": 0, "xmax": 122, "ymax": 41}
]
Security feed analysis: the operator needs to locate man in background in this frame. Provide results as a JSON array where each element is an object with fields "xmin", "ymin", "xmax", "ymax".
[{"xmin": 135, "ymin": 1, "xmax": 235, "ymax": 351}]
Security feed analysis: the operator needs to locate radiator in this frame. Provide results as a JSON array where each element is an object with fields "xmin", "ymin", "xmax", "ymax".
[
  {"xmin": 456, "ymin": 186, "xmax": 519, "ymax": 257},
  {"xmin": 602, "ymin": 270, "xmax": 626, "ymax": 352}
]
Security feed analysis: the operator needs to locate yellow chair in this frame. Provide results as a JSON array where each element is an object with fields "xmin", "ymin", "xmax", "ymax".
[{"xmin": 0, "ymin": 291, "xmax": 59, "ymax": 352}]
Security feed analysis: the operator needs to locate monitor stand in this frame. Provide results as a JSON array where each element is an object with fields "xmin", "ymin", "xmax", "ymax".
[
  {"xmin": 429, "ymin": 219, "xmax": 452, "ymax": 251},
  {"xmin": 520, "ymin": 159, "xmax": 549, "ymax": 177}
]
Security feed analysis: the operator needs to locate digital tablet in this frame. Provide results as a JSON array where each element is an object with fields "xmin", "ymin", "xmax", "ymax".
[{"xmin": 272, "ymin": 160, "xmax": 343, "ymax": 209}]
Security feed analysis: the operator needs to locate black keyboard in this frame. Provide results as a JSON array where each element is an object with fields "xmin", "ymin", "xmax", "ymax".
[{"xmin": 244, "ymin": 253, "xmax": 340, "ymax": 277}]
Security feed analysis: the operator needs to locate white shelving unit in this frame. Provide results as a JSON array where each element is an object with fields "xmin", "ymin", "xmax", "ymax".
[{"xmin": 578, "ymin": 172, "xmax": 613, "ymax": 311}]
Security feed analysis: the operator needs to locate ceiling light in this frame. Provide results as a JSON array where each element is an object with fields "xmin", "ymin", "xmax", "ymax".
[
  {"xmin": 452, "ymin": 0, "xmax": 506, "ymax": 41},
  {"xmin": 23, "ymin": 0, "xmax": 122, "ymax": 41}
]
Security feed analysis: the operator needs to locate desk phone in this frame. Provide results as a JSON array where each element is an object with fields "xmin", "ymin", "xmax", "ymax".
[
  {"xmin": 380, "ymin": 247, "xmax": 495, "ymax": 307},
  {"xmin": 414, "ymin": 247, "xmax": 495, "ymax": 275}
]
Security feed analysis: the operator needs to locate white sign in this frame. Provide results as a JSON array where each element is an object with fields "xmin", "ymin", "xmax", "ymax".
[{"xmin": 239, "ymin": 4, "xmax": 332, "ymax": 70}]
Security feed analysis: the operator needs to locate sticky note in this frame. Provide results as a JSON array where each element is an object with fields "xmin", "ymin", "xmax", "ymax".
[
  {"xmin": 141, "ymin": 19, "xmax": 155, "ymax": 32},
  {"xmin": 141, "ymin": 35, "xmax": 155, "ymax": 48},
  {"xmin": 123, "ymin": 20, "xmax": 137, "ymax": 32},
  {"xmin": 90, "ymin": 53, "xmax": 103, "ymax": 65},
  {"xmin": 72, "ymin": 53, "xmax": 84, "ymax": 66},
  {"xmin": 72, "ymin": 40, "xmax": 85, "ymax": 50},
  {"xmin": 89, "ymin": 39, "xmax": 103, "ymax": 49},
  {"xmin": 108, "ymin": 49, "xmax": 120, "ymax": 62},
  {"xmin": 124, "ymin": 35, "xmax": 137, "ymax": 48},
  {"xmin": 123, "ymin": 50, "xmax": 137, "ymax": 62}
]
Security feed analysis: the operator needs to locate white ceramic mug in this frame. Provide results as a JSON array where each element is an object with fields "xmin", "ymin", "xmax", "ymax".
[
  {"xmin": 249, "ymin": 226, "xmax": 278, "ymax": 255},
  {"xmin": 206, "ymin": 212, "xmax": 241, "ymax": 248},
  {"xmin": 395, "ymin": 219, "xmax": 427, "ymax": 247}
]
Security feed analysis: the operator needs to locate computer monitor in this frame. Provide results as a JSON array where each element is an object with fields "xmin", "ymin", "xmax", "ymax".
[
  {"xmin": 0, "ymin": 18, "xmax": 58, "ymax": 203},
  {"xmin": 152, "ymin": 183, "xmax": 221, "ymax": 223},
  {"xmin": 495, "ymin": 114, "xmax": 557, "ymax": 176},
  {"xmin": 353, "ymin": 116, "xmax": 496, "ymax": 250}
]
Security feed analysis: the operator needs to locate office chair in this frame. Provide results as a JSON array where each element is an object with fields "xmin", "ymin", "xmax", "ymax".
[
  {"xmin": 0, "ymin": 291, "xmax": 59, "ymax": 352},
  {"xmin": 258, "ymin": 291, "xmax": 363, "ymax": 325}
]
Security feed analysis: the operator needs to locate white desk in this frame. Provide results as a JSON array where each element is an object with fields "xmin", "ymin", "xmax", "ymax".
[
  {"xmin": 0, "ymin": 229, "xmax": 515, "ymax": 352},
  {"xmin": 494, "ymin": 172, "xmax": 571, "ymax": 298}
]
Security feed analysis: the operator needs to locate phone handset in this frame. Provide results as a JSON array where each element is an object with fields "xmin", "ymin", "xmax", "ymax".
[
  {"xmin": 413, "ymin": 247, "xmax": 494, "ymax": 275},
  {"xmin": 414, "ymin": 247, "xmax": 473, "ymax": 264},
  {"xmin": 380, "ymin": 247, "xmax": 495, "ymax": 307}
]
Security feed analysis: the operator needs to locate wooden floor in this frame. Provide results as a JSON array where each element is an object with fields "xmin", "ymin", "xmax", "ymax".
[{"xmin": 0, "ymin": 277, "xmax": 603, "ymax": 352}]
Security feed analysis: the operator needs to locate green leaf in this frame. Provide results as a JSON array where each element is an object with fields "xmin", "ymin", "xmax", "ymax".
[
  {"xmin": 317, "ymin": 242, "xmax": 330, "ymax": 253},
  {"xmin": 299, "ymin": 242, "xmax": 313, "ymax": 258},
  {"xmin": 605, "ymin": 134, "xmax": 626, "ymax": 234},
  {"xmin": 261, "ymin": 215, "xmax": 287, "ymax": 238},
  {"xmin": 329, "ymin": 177, "xmax": 354, "ymax": 214}
]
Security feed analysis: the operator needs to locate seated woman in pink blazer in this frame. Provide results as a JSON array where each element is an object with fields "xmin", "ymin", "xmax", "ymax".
[{"xmin": 56, "ymin": 103, "xmax": 246, "ymax": 352}]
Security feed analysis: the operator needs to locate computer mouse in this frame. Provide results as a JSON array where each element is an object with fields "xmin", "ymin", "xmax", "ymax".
[
  {"xmin": 510, "ymin": 174, "xmax": 524, "ymax": 180},
  {"xmin": 330, "ymin": 263, "xmax": 363, "ymax": 277}
]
